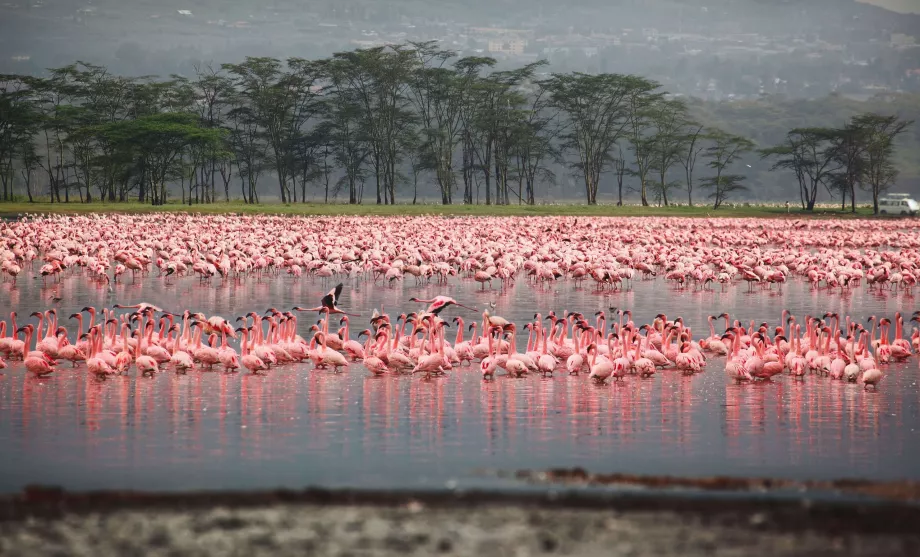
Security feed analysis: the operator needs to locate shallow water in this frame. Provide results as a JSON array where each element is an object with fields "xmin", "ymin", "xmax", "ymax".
[{"xmin": 1, "ymin": 271, "xmax": 919, "ymax": 493}]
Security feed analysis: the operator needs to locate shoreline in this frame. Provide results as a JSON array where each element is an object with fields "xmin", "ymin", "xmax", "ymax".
[
  {"xmin": 0, "ymin": 201, "xmax": 881, "ymax": 219},
  {"xmin": 2, "ymin": 485, "xmax": 918, "ymax": 557},
  {"xmin": 4, "ymin": 483, "xmax": 919, "ymax": 531}
]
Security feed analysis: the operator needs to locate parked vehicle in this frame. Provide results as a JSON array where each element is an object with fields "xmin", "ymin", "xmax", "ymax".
[{"xmin": 879, "ymin": 193, "xmax": 918, "ymax": 216}]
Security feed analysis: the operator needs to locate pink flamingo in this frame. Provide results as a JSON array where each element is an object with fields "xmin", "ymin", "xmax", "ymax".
[
  {"xmin": 86, "ymin": 327, "xmax": 116, "ymax": 378},
  {"xmin": 587, "ymin": 342, "xmax": 613, "ymax": 383},
  {"xmin": 238, "ymin": 327, "xmax": 268, "ymax": 375},
  {"xmin": 21, "ymin": 325, "xmax": 55, "ymax": 377}
]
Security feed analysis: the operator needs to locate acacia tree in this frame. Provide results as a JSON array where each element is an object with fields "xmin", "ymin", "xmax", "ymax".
[
  {"xmin": 623, "ymin": 76, "xmax": 665, "ymax": 206},
  {"xmin": 101, "ymin": 113, "xmax": 225, "ymax": 205},
  {"xmin": 0, "ymin": 76, "xmax": 39, "ymax": 201},
  {"xmin": 224, "ymin": 89, "xmax": 266, "ymax": 204},
  {"xmin": 854, "ymin": 113, "xmax": 913, "ymax": 214},
  {"xmin": 6, "ymin": 46, "xmax": 918, "ymax": 209},
  {"xmin": 326, "ymin": 46, "xmax": 417, "ymax": 205},
  {"xmin": 476, "ymin": 63, "xmax": 547, "ymax": 206},
  {"xmin": 760, "ymin": 128, "xmax": 839, "ymax": 211},
  {"xmin": 71, "ymin": 62, "xmax": 137, "ymax": 202},
  {"xmin": 321, "ymin": 93, "xmax": 369, "ymax": 204},
  {"xmin": 223, "ymin": 57, "xmax": 305, "ymax": 203},
  {"xmin": 829, "ymin": 118, "xmax": 869, "ymax": 213},
  {"xmin": 28, "ymin": 68, "xmax": 78, "ymax": 203},
  {"xmin": 512, "ymin": 70, "xmax": 560, "ymax": 205},
  {"xmin": 678, "ymin": 122, "xmax": 705, "ymax": 206},
  {"xmin": 408, "ymin": 42, "xmax": 495, "ymax": 204},
  {"xmin": 647, "ymin": 98, "xmax": 688, "ymax": 206},
  {"xmin": 191, "ymin": 64, "xmax": 234, "ymax": 202},
  {"xmin": 462, "ymin": 71, "xmax": 511, "ymax": 205},
  {"xmin": 699, "ymin": 129, "xmax": 754, "ymax": 209},
  {"xmin": 612, "ymin": 142, "xmax": 628, "ymax": 206},
  {"xmin": 18, "ymin": 141, "xmax": 41, "ymax": 202},
  {"xmin": 282, "ymin": 57, "xmax": 325, "ymax": 203},
  {"xmin": 403, "ymin": 133, "xmax": 435, "ymax": 204},
  {"xmin": 543, "ymin": 73, "xmax": 634, "ymax": 205}
]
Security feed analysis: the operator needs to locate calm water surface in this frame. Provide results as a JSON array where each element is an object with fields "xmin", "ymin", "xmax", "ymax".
[{"xmin": 1, "ymin": 272, "xmax": 919, "ymax": 493}]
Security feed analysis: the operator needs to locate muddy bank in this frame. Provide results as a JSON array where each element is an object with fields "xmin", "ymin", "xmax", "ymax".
[
  {"xmin": 1, "ymin": 486, "xmax": 919, "ymax": 556},
  {"xmin": 500, "ymin": 467, "xmax": 920, "ymax": 503}
]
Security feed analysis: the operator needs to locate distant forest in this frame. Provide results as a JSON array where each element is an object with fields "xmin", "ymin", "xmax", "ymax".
[{"xmin": 0, "ymin": 43, "xmax": 917, "ymax": 211}]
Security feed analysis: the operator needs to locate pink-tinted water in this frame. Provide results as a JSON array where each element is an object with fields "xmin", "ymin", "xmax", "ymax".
[{"xmin": 0, "ymin": 272, "xmax": 918, "ymax": 492}]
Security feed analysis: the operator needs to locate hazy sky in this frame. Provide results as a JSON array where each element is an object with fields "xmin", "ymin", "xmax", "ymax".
[{"xmin": 858, "ymin": 0, "xmax": 920, "ymax": 13}]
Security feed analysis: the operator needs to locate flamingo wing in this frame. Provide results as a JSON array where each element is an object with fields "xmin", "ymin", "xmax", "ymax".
[{"xmin": 322, "ymin": 283, "xmax": 344, "ymax": 310}]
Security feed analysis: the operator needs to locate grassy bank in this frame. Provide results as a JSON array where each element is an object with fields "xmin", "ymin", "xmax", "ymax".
[{"xmin": 0, "ymin": 201, "xmax": 879, "ymax": 218}]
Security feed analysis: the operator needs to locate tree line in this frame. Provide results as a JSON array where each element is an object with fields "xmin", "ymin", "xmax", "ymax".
[{"xmin": 0, "ymin": 42, "xmax": 913, "ymax": 211}]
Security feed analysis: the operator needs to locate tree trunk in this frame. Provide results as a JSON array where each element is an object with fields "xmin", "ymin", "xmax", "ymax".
[{"xmin": 849, "ymin": 181, "xmax": 856, "ymax": 213}]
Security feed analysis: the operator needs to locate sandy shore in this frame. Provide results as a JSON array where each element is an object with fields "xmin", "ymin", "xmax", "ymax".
[{"xmin": 2, "ymin": 487, "xmax": 919, "ymax": 556}]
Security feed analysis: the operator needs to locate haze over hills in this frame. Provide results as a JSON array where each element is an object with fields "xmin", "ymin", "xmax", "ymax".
[
  {"xmin": 858, "ymin": 0, "xmax": 920, "ymax": 13},
  {"xmin": 1, "ymin": 0, "xmax": 919, "ymax": 101},
  {"xmin": 1, "ymin": 0, "xmax": 918, "ymax": 204}
]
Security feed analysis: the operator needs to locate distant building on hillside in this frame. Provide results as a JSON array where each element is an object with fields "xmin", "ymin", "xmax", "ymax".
[
  {"xmin": 488, "ymin": 38, "xmax": 527, "ymax": 55},
  {"xmin": 469, "ymin": 26, "xmax": 532, "ymax": 55},
  {"xmin": 468, "ymin": 27, "xmax": 534, "ymax": 39}
]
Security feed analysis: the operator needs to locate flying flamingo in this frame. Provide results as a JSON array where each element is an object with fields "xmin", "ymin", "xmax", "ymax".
[
  {"xmin": 293, "ymin": 283, "xmax": 359, "ymax": 316},
  {"xmin": 409, "ymin": 296, "xmax": 477, "ymax": 316}
]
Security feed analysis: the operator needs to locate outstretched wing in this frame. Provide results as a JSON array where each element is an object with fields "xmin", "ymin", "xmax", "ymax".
[
  {"xmin": 321, "ymin": 283, "xmax": 343, "ymax": 310},
  {"xmin": 429, "ymin": 300, "xmax": 450, "ymax": 316}
]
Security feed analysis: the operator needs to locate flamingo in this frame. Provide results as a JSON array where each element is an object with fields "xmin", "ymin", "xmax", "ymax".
[
  {"xmin": 360, "ymin": 330, "xmax": 389, "ymax": 375},
  {"xmin": 537, "ymin": 328, "xmax": 556, "ymax": 376},
  {"xmin": 21, "ymin": 325, "xmax": 55, "ymax": 377},
  {"xmin": 237, "ymin": 328, "xmax": 268, "ymax": 375},
  {"xmin": 587, "ymin": 343, "xmax": 613, "ymax": 383},
  {"xmin": 87, "ymin": 326, "xmax": 116, "ymax": 379},
  {"xmin": 293, "ymin": 283, "xmax": 359, "ymax": 316},
  {"xmin": 339, "ymin": 316, "xmax": 365, "ymax": 361},
  {"xmin": 314, "ymin": 331, "xmax": 349, "ymax": 373}
]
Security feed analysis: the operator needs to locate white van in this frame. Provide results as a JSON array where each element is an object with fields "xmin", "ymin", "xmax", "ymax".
[{"xmin": 879, "ymin": 193, "xmax": 919, "ymax": 216}]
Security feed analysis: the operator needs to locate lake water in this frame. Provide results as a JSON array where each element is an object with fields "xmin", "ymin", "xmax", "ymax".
[{"xmin": 1, "ymin": 270, "xmax": 918, "ymax": 493}]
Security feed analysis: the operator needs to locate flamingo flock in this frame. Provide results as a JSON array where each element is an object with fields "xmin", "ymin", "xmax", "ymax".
[
  {"xmin": 2, "ymin": 213, "xmax": 918, "ymax": 392},
  {"xmin": 2, "ymin": 214, "xmax": 920, "ymax": 293},
  {"xmin": 0, "ymin": 285, "xmax": 909, "ymax": 390}
]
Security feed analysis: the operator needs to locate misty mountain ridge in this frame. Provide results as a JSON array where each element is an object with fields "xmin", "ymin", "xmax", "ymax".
[
  {"xmin": 1, "ymin": 0, "xmax": 918, "ymax": 204},
  {"xmin": 2, "ymin": 1, "xmax": 918, "ymax": 98}
]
